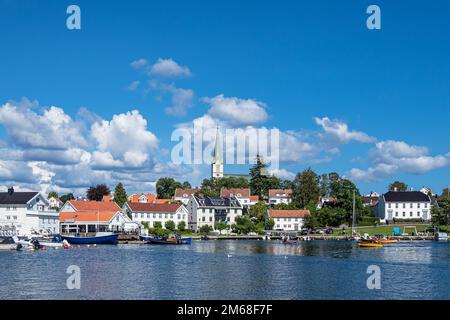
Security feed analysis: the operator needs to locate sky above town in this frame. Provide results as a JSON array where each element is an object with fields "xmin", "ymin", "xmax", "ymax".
[{"xmin": 0, "ymin": 0, "xmax": 449, "ymax": 196}]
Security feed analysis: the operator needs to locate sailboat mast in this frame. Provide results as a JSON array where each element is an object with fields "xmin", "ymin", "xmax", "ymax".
[{"xmin": 352, "ymin": 190, "xmax": 356, "ymax": 234}]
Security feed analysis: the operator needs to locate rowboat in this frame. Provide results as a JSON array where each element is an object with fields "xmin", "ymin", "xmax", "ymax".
[
  {"xmin": 61, "ymin": 232, "xmax": 118, "ymax": 245},
  {"xmin": 358, "ymin": 242, "xmax": 384, "ymax": 248},
  {"xmin": 146, "ymin": 235, "xmax": 192, "ymax": 245}
]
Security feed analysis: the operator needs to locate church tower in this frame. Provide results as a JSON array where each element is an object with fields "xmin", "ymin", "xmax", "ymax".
[{"xmin": 211, "ymin": 126, "xmax": 224, "ymax": 179}]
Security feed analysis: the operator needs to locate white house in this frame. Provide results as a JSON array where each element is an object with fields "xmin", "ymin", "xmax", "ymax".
[
  {"xmin": 0, "ymin": 187, "xmax": 59, "ymax": 236},
  {"xmin": 128, "ymin": 193, "xmax": 156, "ymax": 203},
  {"xmin": 48, "ymin": 196, "xmax": 63, "ymax": 210},
  {"xmin": 267, "ymin": 209, "xmax": 310, "ymax": 231},
  {"xmin": 174, "ymin": 188, "xmax": 199, "ymax": 205},
  {"xmin": 268, "ymin": 189, "xmax": 293, "ymax": 205},
  {"xmin": 187, "ymin": 195, "xmax": 243, "ymax": 231},
  {"xmin": 375, "ymin": 191, "xmax": 432, "ymax": 223},
  {"xmin": 220, "ymin": 188, "xmax": 252, "ymax": 207},
  {"xmin": 123, "ymin": 202, "xmax": 188, "ymax": 229}
]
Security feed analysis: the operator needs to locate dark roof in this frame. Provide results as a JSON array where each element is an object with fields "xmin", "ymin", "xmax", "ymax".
[
  {"xmin": 384, "ymin": 191, "xmax": 430, "ymax": 202},
  {"xmin": 0, "ymin": 192, "xmax": 39, "ymax": 205},
  {"xmin": 194, "ymin": 195, "xmax": 242, "ymax": 208},
  {"xmin": 126, "ymin": 202, "xmax": 182, "ymax": 213}
]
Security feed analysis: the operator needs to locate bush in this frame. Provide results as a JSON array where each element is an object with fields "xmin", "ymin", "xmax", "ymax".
[
  {"xmin": 148, "ymin": 227, "xmax": 172, "ymax": 237},
  {"xmin": 177, "ymin": 221, "xmax": 186, "ymax": 231},
  {"xmin": 165, "ymin": 220, "xmax": 176, "ymax": 231},
  {"xmin": 153, "ymin": 221, "xmax": 162, "ymax": 229},
  {"xmin": 199, "ymin": 225, "xmax": 213, "ymax": 235}
]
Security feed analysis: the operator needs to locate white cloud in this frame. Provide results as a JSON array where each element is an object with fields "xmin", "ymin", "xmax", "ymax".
[
  {"xmin": 204, "ymin": 94, "xmax": 268, "ymax": 127},
  {"xmin": 90, "ymin": 110, "xmax": 159, "ymax": 169},
  {"xmin": 149, "ymin": 58, "xmax": 191, "ymax": 77},
  {"xmin": 348, "ymin": 140, "xmax": 450, "ymax": 182},
  {"xmin": 0, "ymin": 101, "xmax": 88, "ymax": 150},
  {"xmin": 130, "ymin": 58, "xmax": 148, "ymax": 69},
  {"xmin": 269, "ymin": 168, "xmax": 296, "ymax": 180},
  {"xmin": 315, "ymin": 117, "xmax": 376, "ymax": 144},
  {"xmin": 127, "ymin": 80, "xmax": 140, "ymax": 91}
]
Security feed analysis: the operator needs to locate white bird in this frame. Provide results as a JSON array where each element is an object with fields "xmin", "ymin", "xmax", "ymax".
[{"xmin": 227, "ymin": 254, "xmax": 233, "ymax": 258}]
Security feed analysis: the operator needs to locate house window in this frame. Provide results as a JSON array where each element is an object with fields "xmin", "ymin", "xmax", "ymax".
[
  {"xmin": 425, "ymin": 203, "xmax": 428, "ymax": 208},
  {"xmin": 395, "ymin": 212, "xmax": 398, "ymax": 217},
  {"xmin": 410, "ymin": 212, "xmax": 413, "ymax": 217},
  {"xmin": 410, "ymin": 203, "xmax": 413, "ymax": 208},
  {"xmin": 388, "ymin": 203, "xmax": 391, "ymax": 209},
  {"xmin": 209, "ymin": 217, "xmax": 213, "ymax": 222},
  {"xmin": 402, "ymin": 203, "xmax": 406, "ymax": 209},
  {"xmin": 202, "ymin": 217, "xmax": 205, "ymax": 222},
  {"xmin": 403, "ymin": 212, "xmax": 406, "ymax": 217},
  {"xmin": 417, "ymin": 203, "xmax": 421, "ymax": 208},
  {"xmin": 395, "ymin": 203, "xmax": 398, "ymax": 209}
]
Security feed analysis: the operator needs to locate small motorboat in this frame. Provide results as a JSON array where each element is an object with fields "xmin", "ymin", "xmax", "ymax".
[
  {"xmin": 434, "ymin": 232, "xmax": 449, "ymax": 242},
  {"xmin": 147, "ymin": 234, "xmax": 191, "ymax": 245},
  {"xmin": 0, "ymin": 236, "xmax": 22, "ymax": 251},
  {"xmin": 61, "ymin": 232, "xmax": 118, "ymax": 245}
]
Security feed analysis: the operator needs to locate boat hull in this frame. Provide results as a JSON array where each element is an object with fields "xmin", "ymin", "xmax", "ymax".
[
  {"xmin": 378, "ymin": 239, "xmax": 398, "ymax": 244},
  {"xmin": 358, "ymin": 243, "xmax": 383, "ymax": 248},
  {"xmin": 61, "ymin": 233, "xmax": 118, "ymax": 245},
  {"xmin": 0, "ymin": 243, "xmax": 21, "ymax": 251}
]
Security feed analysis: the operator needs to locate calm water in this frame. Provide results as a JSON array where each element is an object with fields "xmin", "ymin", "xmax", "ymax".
[{"xmin": 0, "ymin": 240, "xmax": 449, "ymax": 300}]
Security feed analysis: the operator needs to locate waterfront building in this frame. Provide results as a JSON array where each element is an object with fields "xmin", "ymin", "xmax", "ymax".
[
  {"xmin": 59, "ymin": 210, "xmax": 133, "ymax": 234},
  {"xmin": 361, "ymin": 192, "xmax": 380, "ymax": 208},
  {"xmin": 60, "ymin": 200, "xmax": 121, "ymax": 213},
  {"xmin": 0, "ymin": 187, "xmax": 59, "ymax": 236},
  {"xmin": 174, "ymin": 188, "xmax": 200, "ymax": 205},
  {"xmin": 267, "ymin": 209, "xmax": 310, "ymax": 231},
  {"xmin": 375, "ymin": 191, "xmax": 432, "ymax": 223},
  {"xmin": 220, "ymin": 188, "xmax": 252, "ymax": 207},
  {"xmin": 123, "ymin": 202, "xmax": 188, "ymax": 229},
  {"xmin": 187, "ymin": 195, "xmax": 243, "ymax": 231},
  {"xmin": 268, "ymin": 189, "xmax": 293, "ymax": 205}
]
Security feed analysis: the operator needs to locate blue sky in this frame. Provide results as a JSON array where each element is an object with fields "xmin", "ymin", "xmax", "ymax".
[{"xmin": 0, "ymin": 0, "xmax": 449, "ymax": 195}]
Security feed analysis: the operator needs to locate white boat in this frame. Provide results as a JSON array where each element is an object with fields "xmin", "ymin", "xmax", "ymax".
[
  {"xmin": 434, "ymin": 232, "xmax": 449, "ymax": 241},
  {"xmin": 0, "ymin": 236, "xmax": 22, "ymax": 251}
]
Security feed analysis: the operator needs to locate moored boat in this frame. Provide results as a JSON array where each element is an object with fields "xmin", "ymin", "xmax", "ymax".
[
  {"xmin": 0, "ymin": 236, "xmax": 22, "ymax": 251},
  {"xmin": 358, "ymin": 242, "xmax": 383, "ymax": 248},
  {"xmin": 434, "ymin": 232, "xmax": 449, "ymax": 242},
  {"xmin": 61, "ymin": 232, "xmax": 118, "ymax": 245},
  {"xmin": 146, "ymin": 234, "xmax": 191, "ymax": 245},
  {"xmin": 377, "ymin": 239, "xmax": 398, "ymax": 244}
]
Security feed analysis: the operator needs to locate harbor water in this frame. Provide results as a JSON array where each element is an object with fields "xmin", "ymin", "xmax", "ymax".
[{"xmin": 0, "ymin": 240, "xmax": 449, "ymax": 300}]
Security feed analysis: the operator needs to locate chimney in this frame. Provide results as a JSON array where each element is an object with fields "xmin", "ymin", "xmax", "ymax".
[
  {"xmin": 394, "ymin": 187, "xmax": 398, "ymax": 192},
  {"xmin": 7, "ymin": 187, "xmax": 14, "ymax": 196}
]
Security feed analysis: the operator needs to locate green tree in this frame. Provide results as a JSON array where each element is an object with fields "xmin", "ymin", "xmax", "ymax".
[
  {"xmin": 86, "ymin": 184, "xmax": 111, "ymax": 201},
  {"xmin": 280, "ymin": 179, "xmax": 294, "ymax": 190},
  {"xmin": 154, "ymin": 221, "xmax": 162, "ymax": 229},
  {"xmin": 181, "ymin": 181, "xmax": 192, "ymax": 189},
  {"xmin": 177, "ymin": 221, "xmax": 186, "ymax": 231},
  {"xmin": 231, "ymin": 216, "xmax": 257, "ymax": 234},
  {"xmin": 292, "ymin": 168, "xmax": 320, "ymax": 209},
  {"xmin": 60, "ymin": 193, "xmax": 75, "ymax": 203},
  {"xmin": 214, "ymin": 221, "xmax": 228, "ymax": 234},
  {"xmin": 266, "ymin": 217, "xmax": 275, "ymax": 230},
  {"xmin": 199, "ymin": 225, "xmax": 212, "ymax": 235},
  {"xmin": 156, "ymin": 178, "xmax": 182, "ymax": 199},
  {"xmin": 303, "ymin": 212, "xmax": 319, "ymax": 230},
  {"xmin": 249, "ymin": 201, "xmax": 267, "ymax": 222},
  {"xmin": 165, "ymin": 220, "xmax": 176, "ymax": 231},
  {"xmin": 113, "ymin": 183, "xmax": 128, "ymax": 208},
  {"xmin": 389, "ymin": 181, "xmax": 408, "ymax": 192},
  {"xmin": 47, "ymin": 191, "xmax": 59, "ymax": 199},
  {"xmin": 330, "ymin": 178, "xmax": 367, "ymax": 223},
  {"xmin": 249, "ymin": 155, "xmax": 270, "ymax": 198},
  {"xmin": 441, "ymin": 188, "xmax": 450, "ymax": 198}
]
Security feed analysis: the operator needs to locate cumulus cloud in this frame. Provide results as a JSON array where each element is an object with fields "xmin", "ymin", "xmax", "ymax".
[
  {"xmin": 90, "ymin": 110, "xmax": 159, "ymax": 169},
  {"xmin": 348, "ymin": 140, "xmax": 450, "ymax": 182},
  {"xmin": 269, "ymin": 168, "xmax": 296, "ymax": 180},
  {"xmin": 127, "ymin": 80, "xmax": 140, "ymax": 91},
  {"xmin": 149, "ymin": 58, "xmax": 191, "ymax": 77},
  {"xmin": 130, "ymin": 58, "xmax": 148, "ymax": 69},
  {"xmin": 204, "ymin": 94, "xmax": 268, "ymax": 127},
  {"xmin": 315, "ymin": 117, "xmax": 376, "ymax": 144},
  {"xmin": 0, "ymin": 101, "xmax": 88, "ymax": 150},
  {"xmin": 152, "ymin": 83, "xmax": 194, "ymax": 117}
]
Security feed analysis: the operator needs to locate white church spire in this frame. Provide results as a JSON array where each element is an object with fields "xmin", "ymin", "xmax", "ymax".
[{"xmin": 211, "ymin": 125, "xmax": 224, "ymax": 179}]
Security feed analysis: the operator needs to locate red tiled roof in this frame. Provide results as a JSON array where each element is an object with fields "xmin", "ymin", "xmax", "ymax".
[
  {"xmin": 126, "ymin": 202, "xmax": 182, "ymax": 213},
  {"xmin": 102, "ymin": 195, "xmax": 113, "ymax": 202},
  {"xmin": 154, "ymin": 199, "xmax": 171, "ymax": 204},
  {"xmin": 68, "ymin": 200, "xmax": 121, "ymax": 212},
  {"xmin": 269, "ymin": 189, "xmax": 293, "ymax": 198},
  {"xmin": 268, "ymin": 209, "xmax": 310, "ymax": 218},
  {"xmin": 129, "ymin": 194, "xmax": 156, "ymax": 203},
  {"xmin": 174, "ymin": 188, "xmax": 199, "ymax": 198},
  {"xmin": 250, "ymin": 195, "xmax": 259, "ymax": 202},
  {"xmin": 220, "ymin": 188, "xmax": 250, "ymax": 198},
  {"xmin": 60, "ymin": 211, "xmax": 118, "ymax": 222}
]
